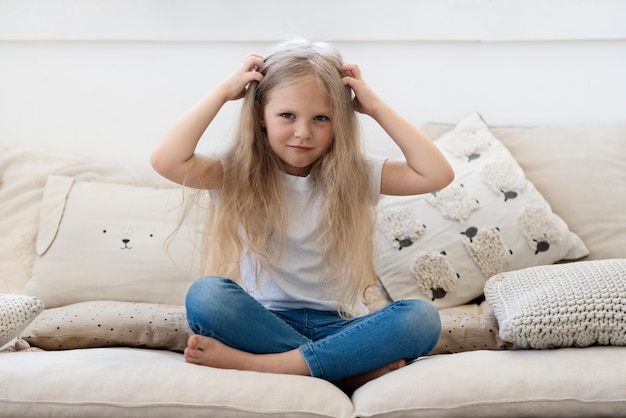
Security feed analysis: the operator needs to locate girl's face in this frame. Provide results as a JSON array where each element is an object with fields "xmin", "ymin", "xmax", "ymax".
[{"xmin": 261, "ymin": 77, "xmax": 334, "ymax": 177}]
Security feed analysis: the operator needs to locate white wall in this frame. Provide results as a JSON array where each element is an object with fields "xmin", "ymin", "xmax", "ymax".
[{"xmin": 1, "ymin": 0, "xmax": 625, "ymax": 165}]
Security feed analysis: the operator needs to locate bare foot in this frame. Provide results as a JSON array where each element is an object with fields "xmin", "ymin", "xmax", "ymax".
[
  {"xmin": 338, "ymin": 359, "xmax": 407, "ymax": 392},
  {"xmin": 184, "ymin": 334, "xmax": 252, "ymax": 369},
  {"xmin": 184, "ymin": 334, "xmax": 310, "ymax": 376}
]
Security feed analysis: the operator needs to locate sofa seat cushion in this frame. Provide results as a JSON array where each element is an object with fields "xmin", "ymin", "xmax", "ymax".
[
  {"xmin": 352, "ymin": 346, "xmax": 626, "ymax": 417},
  {"xmin": 0, "ymin": 347, "xmax": 354, "ymax": 418}
]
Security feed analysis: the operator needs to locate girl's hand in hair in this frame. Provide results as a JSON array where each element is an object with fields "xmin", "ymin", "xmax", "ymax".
[
  {"xmin": 217, "ymin": 54, "xmax": 265, "ymax": 102},
  {"xmin": 341, "ymin": 63, "xmax": 384, "ymax": 117},
  {"xmin": 342, "ymin": 63, "xmax": 454, "ymax": 196}
]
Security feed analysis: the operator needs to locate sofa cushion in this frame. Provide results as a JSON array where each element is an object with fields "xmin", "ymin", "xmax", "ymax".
[
  {"xmin": 0, "ymin": 293, "xmax": 44, "ymax": 346},
  {"xmin": 352, "ymin": 346, "xmax": 626, "ymax": 417},
  {"xmin": 485, "ymin": 259, "xmax": 626, "ymax": 349},
  {"xmin": 21, "ymin": 300, "xmax": 190, "ymax": 351},
  {"xmin": 375, "ymin": 113, "xmax": 588, "ymax": 308},
  {"xmin": 421, "ymin": 123, "xmax": 626, "ymax": 261},
  {"xmin": 0, "ymin": 347, "xmax": 355, "ymax": 418},
  {"xmin": 24, "ymin": 175, "xmax": 204, "ymax": 308}
]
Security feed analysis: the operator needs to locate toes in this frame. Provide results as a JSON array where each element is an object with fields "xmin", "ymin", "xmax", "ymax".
[
  {"xmin": 184, "ymin": 347, "xmax": 201, "ymax": 364},
  {"xmin": 390, "ymin": 359, "xmax": 407, "ymax": 371},
  {"xmin": 187, "ymin": 334, "xmax": 201, "ymax": 349}
]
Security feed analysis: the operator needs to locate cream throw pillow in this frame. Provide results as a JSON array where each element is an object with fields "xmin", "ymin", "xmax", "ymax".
[
  {"xmin": 24, "ymin": 175, "xmax": 204, "ymax": 308},
  {"xmin": 485, "ymin": 259, "xmax": 626, "ymax": 349},
  {"xmin": 0, "ymin": 294, "xmax": 45, "ymax": 346},
  {"xmin": 375, "ymin": 113, "xmax": 588, "ymax": 308}
]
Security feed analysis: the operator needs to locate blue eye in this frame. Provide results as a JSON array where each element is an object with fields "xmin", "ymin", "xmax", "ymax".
[
  {"xmin": 314, "ymin": 115, "xmax": 329, "ymax": 121},
  {"xmin": 281, "ymin": 113, "xmax": 295, "ymax": 119}
]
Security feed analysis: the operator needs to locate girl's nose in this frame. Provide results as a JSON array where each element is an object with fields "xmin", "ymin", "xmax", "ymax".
[{"xmin": 294, "ymin": 122, "xmax": 311, "ymax": 139}]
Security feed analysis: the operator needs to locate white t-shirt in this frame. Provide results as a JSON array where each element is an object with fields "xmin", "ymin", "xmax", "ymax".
[{"xmin": 213, "ymin": 155, "xmax": 386, "ymax": 313}]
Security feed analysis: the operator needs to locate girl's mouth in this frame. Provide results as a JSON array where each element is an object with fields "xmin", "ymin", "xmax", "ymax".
[{"xmin": 289, "ymin": 145, "xmax": 312, "ymax": 153}]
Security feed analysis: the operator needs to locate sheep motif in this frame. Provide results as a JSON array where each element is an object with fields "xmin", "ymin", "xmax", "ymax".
[
  {"xmin": 480, "ymin": 161, "xmax": 527, "ymax": 201},
  {"xmin": 438, "ymin": 128, "xmax": 492, "ymax": 162},
  {"xmin": 377, "ymin": 207, "xmax": 426, "ymax": 250},
  {"xmin": 426, "ymin": 184, "xmax": 479, "ymax": 222},
  {"xmin": 409, "ymin": 250, "xmax": 459, "ymax": 301},
  {"xmin": 520, "ymin": 205, "xmax": 562, "ymax": 254},
  {"xmin": 462, "ymin": 226, "xmax": 512, "ymax": 278}
]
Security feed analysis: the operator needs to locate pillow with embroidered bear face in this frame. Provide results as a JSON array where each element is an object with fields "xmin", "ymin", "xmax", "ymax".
[
  {"xmin": 24, "ymin": 175, "xmax": 204, "ymax": 308},
  {"xmin": 374, "ymin": 113, "xmax": 589, "ymax": 308}
]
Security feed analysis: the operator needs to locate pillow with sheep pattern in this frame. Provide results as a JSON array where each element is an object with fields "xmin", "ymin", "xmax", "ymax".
[{"xmin": 374, "ymin": 113, "xmax": 589, "ymax": 308}]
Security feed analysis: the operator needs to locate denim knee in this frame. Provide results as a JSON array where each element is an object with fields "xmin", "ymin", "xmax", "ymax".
[
  {"xmin": 394, "ymin": 299, "xmax": 442, "ymax": 356},
  {"xmin": 185, "ymin": 276, "xmax": 236, "ymax": 335}
]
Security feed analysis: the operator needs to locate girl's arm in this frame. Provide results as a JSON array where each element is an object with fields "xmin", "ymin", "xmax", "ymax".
[
  {"xmin": 151, "ymin": 54, "xmax": 265, "ymax": 189},
  {"xmin": 342, "ymin": 64, "xmax": 454, "ymax": 196}
]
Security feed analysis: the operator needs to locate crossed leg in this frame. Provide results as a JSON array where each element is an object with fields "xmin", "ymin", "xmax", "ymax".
[
  {"xmin": 184, "ymin": 278, "xmax": 438, "ymax": 389},
  {"xmin": 184, "ymin": 334, "xmax": 407, "ymax": 389},
  {"xmin": 184, "ymin": 334, "xmax": 309, "ymax": 376}
]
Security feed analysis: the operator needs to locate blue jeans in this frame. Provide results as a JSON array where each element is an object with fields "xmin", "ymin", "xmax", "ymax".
[{"xmin": 185, "ymin": 276, "xmax": 441, "ymax": 382}]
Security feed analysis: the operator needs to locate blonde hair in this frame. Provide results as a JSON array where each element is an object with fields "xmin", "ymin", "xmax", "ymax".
[{"xmin": 202, "ymin": 39, "xmax": 379, "ymax": 315}]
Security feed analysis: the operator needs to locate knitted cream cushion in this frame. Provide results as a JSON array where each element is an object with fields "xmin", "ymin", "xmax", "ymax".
[
  {"xmin": 0, "ymin": 294, "xmax": 45, "ymax": 346},
  {"xmin": 485, "ymin": 259, "xmax": 626, "ymax": 349}
]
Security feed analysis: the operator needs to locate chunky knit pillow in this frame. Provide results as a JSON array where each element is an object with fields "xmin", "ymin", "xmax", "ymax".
[
  {"xmin": 485, "ymin": 259, "xmax": 626, "ymax": 349},
  {"xmin": 0, "ymin": 294, "xmax": 45, "ymax": 346}
]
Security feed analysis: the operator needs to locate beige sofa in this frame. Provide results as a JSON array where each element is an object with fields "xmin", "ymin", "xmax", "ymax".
[{"xmin": 1, "ymin": 114, "xmax": 625, "ymax": 417}]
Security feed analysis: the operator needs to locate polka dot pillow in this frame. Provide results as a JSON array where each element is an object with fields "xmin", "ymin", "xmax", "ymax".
[{"xmin": 22, "ymin": 300, "xmax": 190, "ymax": 351}]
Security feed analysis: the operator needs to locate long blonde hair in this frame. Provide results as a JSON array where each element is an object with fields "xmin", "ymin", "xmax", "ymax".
[{"xmin": 202, "ymin": 39, "xmax": 379, "ymax": 315}]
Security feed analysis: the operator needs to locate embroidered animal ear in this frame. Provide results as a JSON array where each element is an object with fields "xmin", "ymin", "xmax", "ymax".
[{"xmin": 36, "ymin": 176, "xmax": 75, "ymax": 256}]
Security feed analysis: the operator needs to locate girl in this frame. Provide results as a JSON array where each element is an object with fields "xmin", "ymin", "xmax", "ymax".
[{"xmin": 151, "ymin": 39, "xmax": 454, "ymax": 390}]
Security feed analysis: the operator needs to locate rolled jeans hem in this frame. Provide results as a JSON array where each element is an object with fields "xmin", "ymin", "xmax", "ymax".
[{"xmin": 299, "ymin": 342, "xmax": 324, "ymax": 379}]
